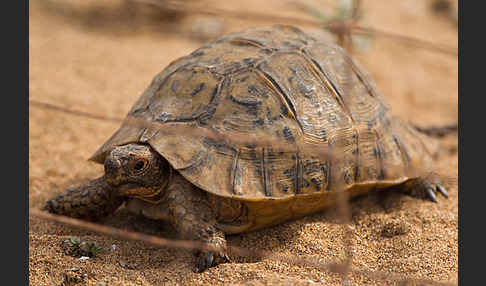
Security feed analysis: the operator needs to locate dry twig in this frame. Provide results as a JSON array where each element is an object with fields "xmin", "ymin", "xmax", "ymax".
[{"xmin": 30, "ymin": 209, "xmax": 455, "ymax": 286}]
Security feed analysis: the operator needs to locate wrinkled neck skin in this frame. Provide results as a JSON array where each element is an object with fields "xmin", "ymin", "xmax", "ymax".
[
  {"xmin": 117, "ymin": 166, "xmax": 173, "ymax": 204},
  {"xmin": 123, "ymin": 167, "xmax": 189, "ymax": 222},
  {"xmin": 117, "ymin": 170, "xmax": 173, "ymax": 210},
  {"xmin": 124, "ymin": 168, "xmax": 212, "ymax": 226}
]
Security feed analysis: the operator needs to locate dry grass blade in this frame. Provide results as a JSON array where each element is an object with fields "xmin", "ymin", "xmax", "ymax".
[
  {"xmin": 42, "ymin": 0, "xmax": 457, "ymax": 56},
  {"xmin": 350, "ymin": 0, "xmax": 361, "ymax": 22},
  {"xmin": 29, "ymin": 98, "xmax": 457, "ymax": 194},
  {"xmin": 30, "ymin": 209, "xmax": 456, "ymax": 286},
  {"xmin": 333, "ymin": 3, "xmax": 358, "ymax": 279},
  {"xmin": 412, "ymin": 123, "xmax": 458, "ymax": 138},
  {"xmin": 31, "ymin": 209, "xmax": 233, "ymax": 254},
  {"xmin": 30, "ymin": 100, "xmax": 124, "ymax": 123},
  {"xmin": 352, "ymin": 26, "xmax": 457, "ymax": 56},
  {"xmin": 29, "ymin": 99, "xmax": 338, "ymax": 161},
  {"xmin": 163, "ymin": 0, "xmax": 456, "ymax": 56},
  {"xmin": 29, "ymin": 98, "xmax": 458, "ymax": 188}
]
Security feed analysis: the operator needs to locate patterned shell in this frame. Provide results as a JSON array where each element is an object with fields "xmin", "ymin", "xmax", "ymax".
[{"xmin": 90, "ymin": 25, "xmax": 434, "ymax": 201}]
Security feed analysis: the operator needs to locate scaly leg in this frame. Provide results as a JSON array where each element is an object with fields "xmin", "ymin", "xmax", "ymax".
[
  {"xmin": 399, "ymin": 174, "xmax": 449, "ymax": 203},
  {"xmin": 44, "ymin": 176, "xmax": 124, "ymax": 221},
  {"xmin": 165, "ymin": 175, "xmax": 230, "ymax": 272}
]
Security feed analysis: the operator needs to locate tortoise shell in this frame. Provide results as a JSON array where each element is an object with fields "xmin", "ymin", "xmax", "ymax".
[{"xmin": 90, "ymin": 25, "xmax": 434, "ymax": 201}]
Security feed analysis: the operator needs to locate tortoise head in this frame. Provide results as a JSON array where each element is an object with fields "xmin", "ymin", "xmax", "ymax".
[{"xmin": 104, "ymin": 143, "xmax": 172, "ymax": 203}]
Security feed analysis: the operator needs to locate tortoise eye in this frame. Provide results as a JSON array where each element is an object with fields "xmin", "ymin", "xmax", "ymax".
[{"xmin": 133, "ymin": 159, "xmax": 147, "ymax": 172}]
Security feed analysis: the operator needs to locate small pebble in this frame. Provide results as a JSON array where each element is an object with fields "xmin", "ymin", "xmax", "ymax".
[
  {"xmin": 381, "ymin": 221, "xmax": 411, "ymax": 238},
  {"xmin": 79, "ymin": 256, "xmax": 90, "ymax": 261},
  {"xmin": 342, "ymin": 279, "xmax": 352, "ymax": 286}
]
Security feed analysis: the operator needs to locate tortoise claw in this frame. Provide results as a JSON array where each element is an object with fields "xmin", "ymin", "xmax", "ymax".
[
  {"xmin": 436, "ymin": 185, "xmax": 449, "ymax": 198},
  {"xmin": 425, "ymin": 187, "xmax": 437, "ymax": 203},
  {"xmin": 195, "ymin": 251, "xmax": 230, "ymax": 273},
  {"xmin": 400, "ymin": 177, "xmax": 449, "ymax": 203},
  {"xmin": 195, "ymin": 252, "xmax": 214, "ymax": 273}
]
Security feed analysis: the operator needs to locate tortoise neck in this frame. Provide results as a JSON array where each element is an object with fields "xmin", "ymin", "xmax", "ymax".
[{"xmin": 126, "ymin": 161, "xmax": 173, "ymax": 204}]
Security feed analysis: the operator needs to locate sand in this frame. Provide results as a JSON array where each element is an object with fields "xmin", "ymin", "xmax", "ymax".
[{"xmin": 29, "ymin": 0, "xmax": 458, "ymax": 285}]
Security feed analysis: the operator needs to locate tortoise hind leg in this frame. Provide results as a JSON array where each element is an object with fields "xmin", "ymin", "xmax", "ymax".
[
  {"xmin": 398, "ymin": 174, "xmax": 449, "ymax": 203},
  {"xmin": 44, "ymin": 176, "xmax": 123, "ymax": 221}
]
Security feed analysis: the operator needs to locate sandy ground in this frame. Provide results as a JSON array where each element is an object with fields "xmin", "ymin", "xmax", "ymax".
[{"xmin": 29, "ymin": 0, "xmax": 458, "ymax": 285}]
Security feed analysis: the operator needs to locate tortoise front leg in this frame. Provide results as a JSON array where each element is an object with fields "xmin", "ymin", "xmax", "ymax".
[
  {"xmin": 166, "ymin": 177, "xmax": 230, "ymax": 272},
  {"xmin": 44, "ymin": 176, "xmax": 124, "ymax": 221},
  {"xmin": 177, "ymin": 213, "xmax": 230, "ymax": 273}
]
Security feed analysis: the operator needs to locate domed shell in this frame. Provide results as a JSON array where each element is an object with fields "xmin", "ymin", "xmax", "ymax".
[{"xmin": 90, "ymin": 25, "xmax": 434, "ymax": 201}]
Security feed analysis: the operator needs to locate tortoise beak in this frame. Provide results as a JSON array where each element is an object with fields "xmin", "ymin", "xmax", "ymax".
[
  {"xmin": 118, "ymin": 183, "xmax": 163, "ymax": 202},
  {"xmin": 104, "ymin": 157, "xmax": 122, "ymax": 186},
  {"xmin": 118, "ymin": 183, "xmax": 140, "ymax": 196}
]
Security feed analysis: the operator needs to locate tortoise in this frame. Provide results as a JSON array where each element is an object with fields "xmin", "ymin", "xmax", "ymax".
[{"xmin": 44, "ymin": 25, "xmax": 448, "ymax": 272}]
